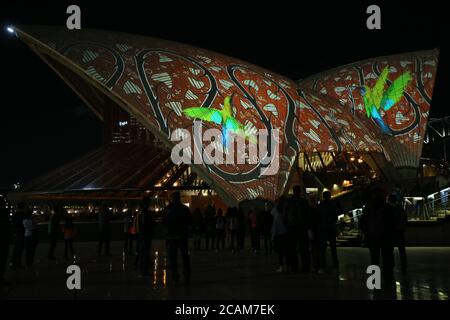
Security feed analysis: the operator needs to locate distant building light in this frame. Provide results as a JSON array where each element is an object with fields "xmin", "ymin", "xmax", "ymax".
[
  {"xmin": 357, "ymin": 158, "xmax": 364, "ymax": 164},
  {"xmin": 306, "ymin": 188, "xmax": 318, "ymax": 194},
  {"xmin": 342, "ymin": 180, "xmax": 352, "ymax": 187}
]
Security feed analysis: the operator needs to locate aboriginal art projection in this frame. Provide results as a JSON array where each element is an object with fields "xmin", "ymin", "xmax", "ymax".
[{"xmin": 13, "ymin": 26, "xmax": 439, "ymax": 204}]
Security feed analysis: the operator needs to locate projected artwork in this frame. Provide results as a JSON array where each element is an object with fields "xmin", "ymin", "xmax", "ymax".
[
  {"xmin": 299, "ymin": 50, "xmax": 439, "ymax": 169},
  {"xmin": 360, "ymin": 66, "xmax": 412, "ymax": 134},
  {"xmin": 14, "ymin": 26, "xmax": 439, "ymax": 204},
  {"xmin": 182, "ymin": 95, "xmax": 257, "ymax": 148}
]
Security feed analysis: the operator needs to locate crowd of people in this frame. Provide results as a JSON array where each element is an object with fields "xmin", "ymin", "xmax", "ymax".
[
  {"xmin": 161, "ymin": 185, "xmax": 409, "ymax": 286},
  {"xmin": 0, "ymin": 185, "xmax": 408, "ymax": 288}
]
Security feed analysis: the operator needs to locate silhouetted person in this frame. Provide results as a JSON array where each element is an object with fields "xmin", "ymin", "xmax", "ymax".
[
  {"xmin": 12, "ymin": 202, "xmax": 26, "ymax": 268},
  {"xmin": 284, "ymin": 185, "xmax": 311, "ymax": 273},
  {"xmin": 227, "ymin": 207, "xmax": 239, "ymax": 252},
  {"xmin": 204, "ymin": 201, "xmax": 216, "ymax": 250},
  {"xmin": 237, "ymin": 207, "xmax": 246, "ymax": 250},
  {"xmin": 215, "ymin": 209, "xmax": 226, "ymax": 251},
  {"xmin": 388, "ymin": 194, "xmax": 408, "ymax": 275},
  {"xmin": 23, "ymin": 209, "xmax": 39, "ymax": 268},
  {"xmin": 63, "ymin": 215, "xmax": 75, "ymax": 261},
  {"xmin": 260, "ymin": 203, "xmax": 273, "ymax": 255},
  {"xmin": 393, "ymin": 184, "xmax": 404, "ymax": 207},
  {"xmin": 192, "ymin": 208, "xmax": 204, "ymax": 250},
  {"xmin": 123, "ymin": 212, "xmax": 134, "ymax": 255},
  {"xmin": 359, "ymin": 188, "xmax": 396, "ymax": 283},
  {"xmin": 135, "ymin": 197, "xmax": 154, "ymax": 277},
  {"xmin": 48, "ymin": 205, "xmax": 62, "ymax": 260},
  {"xmin": 98, "ymin": 203, "xmax": 111, "ymax": 256},
  {"xmin": 271, "ymin": 196, "xmax": 287, "ymax": 272},
  {"xmin": 165, "ymin": 192, "xmax": 191, "ymax": 285},
  {"xmin": 0, "ymin": 198, "xmax": 11, "ymax": 285},
  {"xmin": 314, "ymin": 191, "xmax": 340, "ymax": 273},
  {"xmin": 248, "ymin": 208, "xmax": 260, "ymax": 253}
]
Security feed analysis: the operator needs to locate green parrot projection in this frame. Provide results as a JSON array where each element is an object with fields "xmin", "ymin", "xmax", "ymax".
[
  {"xmin": 360, "ymin": 66, "xmax": 413, "ymax": 134},
  {"xmin": 182, "ymin": 95, "xmax": 257, "ymax": 148}
]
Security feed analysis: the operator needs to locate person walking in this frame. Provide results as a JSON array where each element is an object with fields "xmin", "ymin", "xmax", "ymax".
[
  {"xmin": 359, "ymin": 188, "xmax": 396, "ymax": 284},
  {"xmin": 260, "ymin": 203, "xmax": 273, "ymax": 255},
  {"xmin": 315, "ymin": 191, "xmax": 341, "ymax": 273},
  {"xmin": 204, "ymin": 202, "xmax": 216, "ymax": 250},
  {"xmin": 215, "ymin": 209, "xmax": 226, "ymax": 251},
  {"xmin": 227, "ymin": 207, "xmax": 239, "ymax": 252},
  {"xmin": 388, "ymin": 194, "xmax": 408, "ymax": 275},
  {"xmin": 0, "ymin": 197, "xmax": 11, "ymax": 285},
  {"xmin": 136, "ymin": 198, "xmax": 154, "ymax": 277},
  {"xmin": 192, "ymin": 208, "xmax": 204, "ymax": 250},
  {"xmin": 164, "ymin": 192, "xmax": 191, "ymax": 286},
  {"xmin": 123, "ymin": 212, "xmax": 135, "ymax": 255},
  {"xmin": 98, "ymin": 202, "xmax": 111, "ymax": 256},
  {"xmin": 237, "ymin": 207, "xmax": 246, "ymax": 250},
  {"xmin": 248, "ymin": 208, "xmax": 260, "ymax": 253},
  {"xmin": 23, "ymin": 209, "xmax": 39, "ymax": 268},
  {"xmin": 284, "ymin": 185, "xmax": 311, "ymax": 273},
  {"xmin": 63, "ymin": 215, "xmax": 76, "ymax": 261},
  {"xmin": 48, "ymin": 205, "xmax": 62, "ymax": 260},
  {"xmin": 12, "ymin": 202, "xmax": 26, "ymax": 268},
  {"xmin": 271, "ymin": 196, "xmax": 287, "ymax": 273}
]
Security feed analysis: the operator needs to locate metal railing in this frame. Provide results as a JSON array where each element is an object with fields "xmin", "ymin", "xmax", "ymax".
[
  {"xmin": 336, "ymin": 208, "xmax": 363, "ymax": 238},
  {"xmin": 403, "ymin": 186, "xmax": 450, "ymax": 221}
]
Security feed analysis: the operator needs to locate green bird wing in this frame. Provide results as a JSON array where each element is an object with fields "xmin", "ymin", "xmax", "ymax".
[
  {"xmin": 371, "ymin": 66, "xmax": 390, "ymax": 109},
  {"xmin": 380, "ymin": 71, "xmax": 413, "ymax": 111},
  {"xmin": 363, "ymin": 86, "xmax": 374, "ymax": 118},
  {"xmin": 225, "ymin": 117, "xmax": 257, "ymax": 145},
  {"xmin": 182, "ymin": 107, "xmax": 223, "ymax": 125}
]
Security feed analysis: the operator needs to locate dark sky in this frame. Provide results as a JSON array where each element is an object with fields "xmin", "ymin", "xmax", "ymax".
[{"xmin": 0, "ymin": 0, "xmax": 448, "ymax": 189}]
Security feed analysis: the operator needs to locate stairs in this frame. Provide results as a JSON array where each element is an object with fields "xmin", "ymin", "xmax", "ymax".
[{"xmin": 337, "ymin": 230, "xmax": 361, "ymax": 247}]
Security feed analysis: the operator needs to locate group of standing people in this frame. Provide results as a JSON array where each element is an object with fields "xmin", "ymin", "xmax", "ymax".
[
  {"xmin": 270, "ymin": 186, "xmax": 341, "ymax": 274},
  {"xmin": 0, "ymin": 185, "xmax": 409, "ymax": 288},
  {"xmin": 48, "ymin": 205, "xmax": 76, "ymax": 261},
  {"xmin": 0, "ymin": 202, "xmax": 77, "ymax": 278},
  {"xmin": 191, "ymin": 202, "xmax": 246, "ymax": 252},
  {"xmin": 359, "ymin": 188, "xmax": 408, "ymax": 283}
]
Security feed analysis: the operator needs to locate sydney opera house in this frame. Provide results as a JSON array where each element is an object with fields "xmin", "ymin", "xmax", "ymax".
[{"xmin": 8, "ymin": 25, "xmax": 439, "ymax": 207}]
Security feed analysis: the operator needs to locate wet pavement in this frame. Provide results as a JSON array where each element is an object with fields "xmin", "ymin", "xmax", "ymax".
[{"xmin": 1, "ymin": 241, "xmax": 449, "ymax": 300}]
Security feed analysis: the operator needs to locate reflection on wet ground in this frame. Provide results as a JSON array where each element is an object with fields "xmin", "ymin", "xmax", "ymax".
[{"xmin": 1, "ymin": 241, "xmax": 449, "ymax": 300}]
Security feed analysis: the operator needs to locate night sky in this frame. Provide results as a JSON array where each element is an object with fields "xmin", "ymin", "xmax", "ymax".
[{"xmin": 0, "ymin": 1, "xmax": 448, "ymax": 190}]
